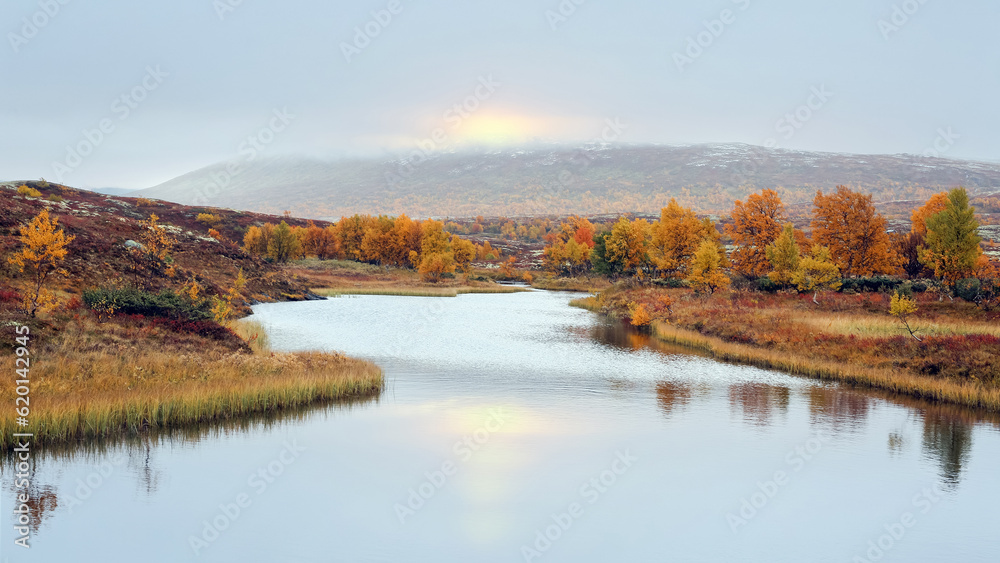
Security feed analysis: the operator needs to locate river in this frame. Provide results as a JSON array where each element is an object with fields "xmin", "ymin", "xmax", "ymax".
[{"xmin": 3, "ymin": 289, "xmax": 999, "ymax": 562}]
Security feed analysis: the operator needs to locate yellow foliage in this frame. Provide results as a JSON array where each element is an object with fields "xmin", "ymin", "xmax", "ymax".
[
  {"xmin": 629, "ymin": 302, "xmax": 652, "ymax": 327},
  {"xmin": 17, "ymin": 185, "xmax": 42, "ymax": 198},
  {"xmin": 7, "ymin": 209, "xmax": 75, "ymax": 317},
  {"xmin": 687, "ymin": 238, "xmax": 730, "ymax": 294}
]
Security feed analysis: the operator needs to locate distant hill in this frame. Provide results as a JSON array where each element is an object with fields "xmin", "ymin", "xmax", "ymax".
[
  {"xmin": 0, "ymin": 180, "xmax": 319, "ymax": 303},
  {"xmin": 133, "ymin": 144, "xmax": 1000, "ymax": 220},
  {"xmin": 88, "ymin": 187, "xmax": 135, "ymax": 196}
]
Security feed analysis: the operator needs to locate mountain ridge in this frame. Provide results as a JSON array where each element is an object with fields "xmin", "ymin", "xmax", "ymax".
[{"xmin": 133, "ymin": 143, "xmax": 1000, "ymax": 220}]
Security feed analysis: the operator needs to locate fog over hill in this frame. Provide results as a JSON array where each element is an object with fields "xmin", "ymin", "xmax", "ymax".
[{"xmin": 134, "ymin": 144, "xmax": 1000, "ymax": 220}]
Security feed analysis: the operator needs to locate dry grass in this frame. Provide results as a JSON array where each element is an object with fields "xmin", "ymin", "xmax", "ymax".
[
  {"xmin": 580, "ymin": 284, "xmax": 1000, "ymax": 412},
  {"xmin": 314, "ymin": 286, "xmax": 527, "ymax": 298},
  {"xmin": 798, "ymin": 313, "xmax": 1000, "ymax": 338},
  {"xmin": 651, "ymin": 321, "xmax": 1000, "ymax": 411},
  {"xmin": 0, "ymin": 316, "xmax": 382, "ymax": 449},
  {"xmin": 531, "ymin": 276, "xmax": 613, "ymax": 293}
]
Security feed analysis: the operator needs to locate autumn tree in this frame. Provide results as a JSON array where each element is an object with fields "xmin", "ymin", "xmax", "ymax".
[
  {"xmin": 303, "ymin": 221, "xmax": 338, "ymax": 259},
  {"xmin": 650, "ymin": 199, "xmax": 718, "ymax": 278},
  {"xmin": 910, "ymin": 192, "xmax": 949, "ymax": 237},
  {"xmin": 919, "ymin": 188, "xmax": 982, "ymax": 285},
  {"xmin": 212, "ymin": 269, "xmax": 247, "ymax": 324},
  {"xmin": 7, "ymin": 209, "xmax": 75, "ymax": 317},
  {"xmin": 268, "ymin": 221, "xmax": 302, "ymax": 262},
  {"xmin": 890, "ymin": 291, "xmax": 920, "ymax": 341},
  {"xmin": 451, "ymin": 236, "xmax": 477, "ymax": 273},
  {"xmin": 543, "ymin": 216, "xmax": 595, "ymax": 276},
  {"xmin": 360, "ymin": 215, "xmax": 396, "ymax": 265},
  {"xmin": 792, "ymin": 245, "xmax": 841, "ymax": 303},
  {"xmin": 417, "ymin": 220, "xmax": 455, "ymax": 282},
  {"xmin": 628, "ymin": 302, "xmax": 652, "ymax": 327},
  {"xmin": 725, "ymin": 189, "xmax": 785, "ymax": 278},
  {"xmin": 766, "ymin": 223, "xmax": 800, "ymax": 287},
  {"xmin": 687, "ymin": 238, "xmax": 730, "ymax": 294},
  {"xmin": 605, "ymin": 217, "xmax": 650, "ymax": 278},
  {"xmin": 892, "ymin": 231, "xmax": 933, "ymax": 279},
  {"xmin": 811, "ymin": 186, "xmax": 900, "ymax": 277},
  {"xmin": 243, "ymin": 225, "xmax": 271, "ymax": 257},
  {"xmin": 335, "ymin": 215, "xmax": 369, "ymax": 261},
  {"xmin": 139, "ymin": 213, "xmax": 176, "ymax": 263}
]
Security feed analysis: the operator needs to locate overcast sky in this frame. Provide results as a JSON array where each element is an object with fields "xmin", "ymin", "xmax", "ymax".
[{"xmin": 2, "ymin": 0, "xmax": 998, "ymax": 190}]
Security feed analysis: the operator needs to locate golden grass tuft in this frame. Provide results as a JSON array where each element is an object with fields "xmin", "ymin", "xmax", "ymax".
[{"xmin": 1, "ymin": 320, "xmax": 382, "ymax": 449}]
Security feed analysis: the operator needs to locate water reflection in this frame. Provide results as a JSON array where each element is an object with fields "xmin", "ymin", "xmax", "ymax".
[
  {"xmin": 656, "ymin": 381, "xmax": 693, "ymax": 418},
  {"xmin": 3, "ymin": 479, "xmax": 58, "ymax": 535},
  {"xmin": 921, "ymin": 409, "xmax": 974, "ymax": 489},
  {"xmin": 589, "ymin": 319, "xmax": 651, "ymax": 351},
  {"xmin": 729, "ymin": 383, "xmax": 790, "ymax": 427},
  {"xmin": 807, "ymin": 386, "xmax": 871, "ymax": 433}
]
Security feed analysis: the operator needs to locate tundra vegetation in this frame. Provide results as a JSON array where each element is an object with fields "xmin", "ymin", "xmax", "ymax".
[
  {"xmin": 0, "ymin": 182, "xmax": 382, "ymax": 448},
  {"xmin": 545, "ymin": 186, "xmax": 1000, "ymax": 410}
]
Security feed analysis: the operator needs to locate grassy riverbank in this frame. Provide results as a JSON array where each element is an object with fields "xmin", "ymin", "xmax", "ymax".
[
  {"xmin": 1, "ymin": 313, "xmax": 383, "ymax": 449},
  {"xmin": 287, "ymin": 258, "xmax": 528, "ymax": 297},
  {"xmin": 572, "ymin": 286, "xmax": 1000, "ymax": 411}
]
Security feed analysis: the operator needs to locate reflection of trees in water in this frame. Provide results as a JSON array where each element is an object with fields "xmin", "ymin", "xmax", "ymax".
[
  {"xmin": 807, "ymin": 387, "xmax": 871, "ymax": 433},
  {"xmin": 921, "ymin": 409, "xmax": 973, "ymax": 490},
  {"xmin": 1, "ymin": 394, "xmax": 380, "ymax": 539},
  {"xmin": 656, "ymin": 382, "xmax": 693, "ymax": 418},
  {"xmin": 5, "ymin": 479, "xmax": 58, "ymax": 535},
  {"xmin": 589, "ymin": 321, "xmax": 651, "ymax": 352},
  {"xmin": 729, "ymin": 384, "xmax": 790, "ymax": 427},
  {"xmin": 128, "ymin": 438, "xmax": 163, "ymax": 497}
]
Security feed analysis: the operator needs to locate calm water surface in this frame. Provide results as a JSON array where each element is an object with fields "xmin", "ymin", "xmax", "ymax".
[{"xmin": 3, "ymin": 290, "xmax": 999, "ymax": 562}]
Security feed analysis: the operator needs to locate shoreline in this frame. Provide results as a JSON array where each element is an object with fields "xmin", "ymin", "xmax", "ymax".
[
  {"xmin": 1, "ymin": 319, "xmax": 384, "ymax": 450},
  {"xmin": 570, "ymin": 295, "xmax": 1000, "ymax": 412}
]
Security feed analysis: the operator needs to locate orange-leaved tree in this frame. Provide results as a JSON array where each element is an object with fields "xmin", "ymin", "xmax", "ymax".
[
  {"xmin": 725, "ymin": 189, "xmax": 785, "ymax": 278},
  {"xmin": 7, "ymin": 209, "xmax": 75, "ymax": 317},
  {"xmin": 910, "ymin": 192, "xmax": 949, "ymax": 237},
  {"xmin": 650, "ymin": 199, "xmax": 718, "ymax": 278},
  {"xmin": 811, "ymin": 186, "xmax": 899, "ymax": 277}
]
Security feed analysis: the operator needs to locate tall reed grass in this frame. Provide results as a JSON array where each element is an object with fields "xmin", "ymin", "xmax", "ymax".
[{"xmin": 0, "ymin": 324, "xmax": 382, "ymax": 449}]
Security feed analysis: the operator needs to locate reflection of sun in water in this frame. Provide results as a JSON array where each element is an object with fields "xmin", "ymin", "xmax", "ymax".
[{"xmin": 428, "ymin": 404, "xmax": 585, "ymax": 545}]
